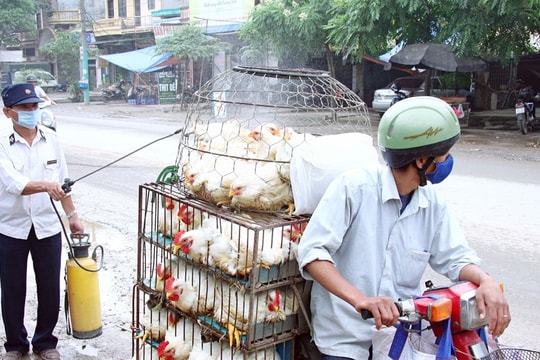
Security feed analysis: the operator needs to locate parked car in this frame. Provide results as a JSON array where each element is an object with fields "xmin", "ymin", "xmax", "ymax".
[
  {"xmin": 372, "ymin": 75, "xmax": 460, "ymax": 116},
  {"xmin": 13, "ymin": 69, "xmax": 58, "ymax": 92}
]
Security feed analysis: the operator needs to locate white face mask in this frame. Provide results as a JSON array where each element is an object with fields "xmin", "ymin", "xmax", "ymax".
[{"xmin": 11, "ymin": 109, "xmax": 41, "ymax": 129}]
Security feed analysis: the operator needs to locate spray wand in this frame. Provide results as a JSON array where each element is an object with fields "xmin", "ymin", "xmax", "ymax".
[{"xmin": 62, "ymin": 127, "xmax": 183, "ymax": 193}]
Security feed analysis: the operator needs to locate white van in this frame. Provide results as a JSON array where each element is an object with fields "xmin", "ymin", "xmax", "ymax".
[{"xmin": 13, "ymin": 69, "xmax": 58, "ymax": 92}]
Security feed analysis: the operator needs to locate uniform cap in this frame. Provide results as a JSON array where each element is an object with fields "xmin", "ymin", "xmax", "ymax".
[{"xmin": 1, "ymin": 83, "xmax": 44, "ymax": 107}]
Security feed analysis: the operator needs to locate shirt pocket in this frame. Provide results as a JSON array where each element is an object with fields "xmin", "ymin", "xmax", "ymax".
[
  {"xmin": 394, "ymin": 249, "xmax": 431, "ymax": 289},
  {"xmin": 43, "ymin": 158, "xmax": 60, "ymax": 181}
]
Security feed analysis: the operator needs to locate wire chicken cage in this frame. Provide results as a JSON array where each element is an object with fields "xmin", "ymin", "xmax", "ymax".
[
  {"xmin": 133, "ymin": 66, "xmax": 373, "ymax": 359},
  {"xmin": 175, "ymin": 65, "xmax": 372, "ymax": 213},
  {"xmin": 134, "ymin": 183, "xmax": 311, "ymax": 359}
]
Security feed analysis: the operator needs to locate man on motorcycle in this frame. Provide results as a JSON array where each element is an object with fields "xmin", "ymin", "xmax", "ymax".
[
  {"xmin": 26, "ymin": 74, "xmax": 57, "ymax": 105},
  {"xmin": 297, "ymin": 97, "xmax": 510, "ymax": 360}
]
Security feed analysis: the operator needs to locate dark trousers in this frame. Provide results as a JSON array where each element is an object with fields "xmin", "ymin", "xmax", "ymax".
[
  {"xmin": 0, "ymin": 228, "xmax": 61, "ymax": 353},
  {"xmin": 321, "ymin": 346, "xmax": 373, "ymax": 360}
]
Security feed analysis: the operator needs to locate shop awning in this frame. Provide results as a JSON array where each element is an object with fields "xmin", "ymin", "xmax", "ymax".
[{"xmin": 98, "ymin": 46, "xmax": 175, "ymax": 73}]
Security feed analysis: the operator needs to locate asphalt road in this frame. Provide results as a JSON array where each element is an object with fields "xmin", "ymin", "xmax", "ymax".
[{"xmin": 1, "ymin": 100, "xmax": 539, "ymax": 358}]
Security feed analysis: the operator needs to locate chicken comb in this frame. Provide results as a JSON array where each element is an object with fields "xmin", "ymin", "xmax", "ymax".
[
  {"xmin": 165, "ymin": 197, "xmax": 175, "ymax": 210},
  {"xmin": 157, "ymin": 340, "xmax": 169, "ymax": 356},
  {"xmin": 164, "ymin": 277, "xmax": 176, "ymax": 292},
  {"xmin": 177, "ymin": 204, "xmax": 194, "ymax": 225},
  {"xmin": 173, "ymin": 230, "xmax": 186, "ymax": 245}
]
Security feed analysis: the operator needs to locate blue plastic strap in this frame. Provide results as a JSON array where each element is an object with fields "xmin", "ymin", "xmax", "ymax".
[
  {"xmin": 436, "ymin": 318, "xmax": 453, "ymax": 360},
  {"xmin": 478, "ymin": 327, "xmax": 490, "ymax": 347},
  {"xmin": 388, "ymin": 322, "xmax": 409, "ymax": 360}
]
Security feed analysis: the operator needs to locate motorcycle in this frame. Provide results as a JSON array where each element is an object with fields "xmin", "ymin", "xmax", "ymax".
[
  {"xmin": 390, "ymin": 83, "xmax": 409, "ymax": 107},
  {"xmin": 363, "ymin": 280, "xmax": 539, "ymax": 360},
  {"xmin": 101, "ymin": 81, "xmax": 127, "ymax": 102},
  {"xmin": 127, "ymin": 85, "xmax": 146, "ymax": 103},
  {"xmin": 39, "ymin": 100, "xmax": 57, "ymax": 131},
  {"xmin": 515, "ymin": 86, "xmax": 540, "ymax": 134}
]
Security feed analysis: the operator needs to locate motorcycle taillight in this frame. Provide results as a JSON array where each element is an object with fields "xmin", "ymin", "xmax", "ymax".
[{"xmin": 516, "ymin": 101, "xmax": 524, "ymax": 107}]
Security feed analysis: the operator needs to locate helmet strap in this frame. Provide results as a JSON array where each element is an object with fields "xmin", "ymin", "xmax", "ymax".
[{"xmin": 415, "ymin": 156, "xmax": 435, "ymax": 187}]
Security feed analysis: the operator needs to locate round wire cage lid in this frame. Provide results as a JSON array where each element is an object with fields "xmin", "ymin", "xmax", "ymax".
[{"xmin": 232, "ymin": 65, "xmax": 331, "ymax": 78}]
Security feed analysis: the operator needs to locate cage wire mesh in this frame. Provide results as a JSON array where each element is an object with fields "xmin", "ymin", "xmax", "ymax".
[
  {"xmin": 175, "ymin": 65, "xmax": 372, "ymax": 214},
  {"xmin": 135, "ymin": 183, "xmax": 310, "ymax": 359}
]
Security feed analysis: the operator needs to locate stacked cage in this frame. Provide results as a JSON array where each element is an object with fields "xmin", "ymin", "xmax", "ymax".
[{"xmin": 133, "ymin": 66, "xmax": 372, "ymax": 359}]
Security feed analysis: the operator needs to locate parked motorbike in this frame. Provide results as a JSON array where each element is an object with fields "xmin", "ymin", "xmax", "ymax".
[
  {"xmin": 101, "ymin": 81, "xmax": 127, "ymax": 102},
  {"xmin": 363, "ymin": 280, "xmax": 538, "ymax": 360},
  {"xmin": 390, "ymin": 83, "xmax": 408, "ymax": 107},
  {"xmin": 515, "ymin": 86, "xmax": 540, "ymax": 134},
  {"xmin": 39, "ymin": 100, "xmax": 56, "ymax": 131},
  {"xmin": 127, "ymin": 85, "xmax": 146, "ymax": 103}
]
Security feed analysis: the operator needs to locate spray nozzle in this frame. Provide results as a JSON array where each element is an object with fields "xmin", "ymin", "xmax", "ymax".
[{"xmin": 62, "ymin": 178, "xmax": 75, "ymax": 193}]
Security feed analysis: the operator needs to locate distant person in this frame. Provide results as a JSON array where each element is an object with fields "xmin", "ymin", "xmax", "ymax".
[
  {"xmin": 0, "ymin": 83, "xmax": 83, "ymax": 360},
  {"xmin": 26, "ymin": 74, "xmax": 57, "ymax": 105}
]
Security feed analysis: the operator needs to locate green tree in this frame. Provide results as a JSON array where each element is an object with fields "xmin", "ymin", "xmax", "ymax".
[
  {"xmin": 0, "ymin": 0, "xmax": 38, "ymax": 48},
  {"xmin": 325, "ymin": 0, "xmax": 540, "ymax": 63},
  {"xmin": 155, "ymin": 24, "xmax": 230, "ymax": 89},
  {"xmin": 325, "ymin": 0, "xmax": 540, "ymax": 103},
  {"xmin": 239, "ymin": 0, "xmax": 333, "ymax": 71},
  {"xmin": 40, "ymin": 31, "xmax": 82, "ymax": 83}
]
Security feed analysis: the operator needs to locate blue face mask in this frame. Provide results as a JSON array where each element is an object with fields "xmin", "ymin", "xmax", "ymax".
[
  {"xmin": 426, "ymin": 154, "xmax": 454, "ymax": 184},
  {"xmin": 13, "ymin": 109, "xmax": 41, "ymax": 129}
]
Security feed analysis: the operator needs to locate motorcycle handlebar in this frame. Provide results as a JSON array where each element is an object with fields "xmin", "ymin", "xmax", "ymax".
[{"xmin": 360, "ymin": 299, "xmax": 415, "ymax": 320}]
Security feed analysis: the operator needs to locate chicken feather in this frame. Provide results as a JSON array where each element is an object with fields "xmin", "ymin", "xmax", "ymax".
[
  {"xmin": 229, "ymin": 161, "xmax": 294, "ymax": 214},
  {"xmin": 165, "ymin": 264, "xmax": 216, "ymax": 316}
]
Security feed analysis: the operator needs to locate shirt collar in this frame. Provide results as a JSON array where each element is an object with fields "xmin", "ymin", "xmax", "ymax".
[
  {"xmin": 381, "ymin": 165, "xmax": 400, "ymax": 203},
  {"xmin": 381, "ymin": 165, "xmax": 429, "ymax": 213},
  {"xmin": 9, "ymin": 128, "xmax": 47, "ymax": 146}
]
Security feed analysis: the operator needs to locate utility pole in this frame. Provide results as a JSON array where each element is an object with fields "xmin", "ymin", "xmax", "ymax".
[{"xmin": 80, "ymin": 0, "xmax": 90, "ymax": 104}]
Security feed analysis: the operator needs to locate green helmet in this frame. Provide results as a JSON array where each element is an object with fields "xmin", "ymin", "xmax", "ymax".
[
  {"xmin": 26, "ymin": 74, "xmax": 38, "ymax": 82},
  {"xmin": 378, "ymin": 96, "xmax": 460, "ymax": 168}
]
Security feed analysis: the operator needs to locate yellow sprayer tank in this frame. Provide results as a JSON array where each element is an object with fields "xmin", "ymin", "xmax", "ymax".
[{"xmin": 65, "ymin": 242, "xmax": 102, "ymax": 339}]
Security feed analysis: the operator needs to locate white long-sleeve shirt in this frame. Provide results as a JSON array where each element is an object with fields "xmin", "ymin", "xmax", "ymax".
[
  {"xmin": 297, "ymin": 165, "xmax": 480, "ymax": 359},
  {"xmin": 0, "ymin": 127, "xmax": 69, "ymax": 239}
]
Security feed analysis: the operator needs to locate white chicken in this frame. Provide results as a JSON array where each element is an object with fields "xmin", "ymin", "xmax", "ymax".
[
  {"xmin": 157, "ymin": 199, "xmax": 205, "ymax": 240},
  {"xmin": 134, "ymin": 293, "xmax": 180, "ymax": 346},
  {"xmin": 157, "ymin": 196, "xmax": 180, "ymax": 238},
  {"xmin": 229, "ymin": 161, "xmax": 294, "ymax": 214},
  {"xmin": 133, "ymin": 342, "xmax": 158, "ymax": 360},
  {"xmin": 208, "ymin": 228, "xmax": 239, "ymax": 276},
  {"xmin": 274, "ymin": 127, "xmax": 317, "ymax": 183},
  {"xmin": 207, "ymin": 218, "xmax": 294, "ymax": 276},
  {"xmin": 188, "ymin": 341, "xmax": 282, "ymax": 359},
  {"xmin": 234, "ymin": 226, "xmax": 294, "ymax": 276},
  {"xmin": 184, "ymin": 153, "xmax": 245, "ymax": 206},
  {"xmin": 280, "ymin": 222, "xmax": 308, "ymax": 262},
  {"xmin": 155, "ymin": 261, "xmax": 177, "ymax": 293},
  {"xmin": 193, "ymin": 120, "xmax": 255, "ymax": 157},
  {"xmin": 172, "ymin": 218, "xmax": 220, "ymax": 265},
  {"xmin": 157, "ymin": 317, "xmax": 203, "ymax": 360},
  {"xmin": 212, "ymin": 284, "xmax": 295, "ymax": 348},
  {"xmin": 248, "ymin": 123, "xmax": 283, "ymax": 160},
  {"xmin": 165, "ymin": 264, "xmax": 216, "ymax": 316},
  {"xmin": 176, "ymin": 204, "xmax": 206, "ymax": 232}
]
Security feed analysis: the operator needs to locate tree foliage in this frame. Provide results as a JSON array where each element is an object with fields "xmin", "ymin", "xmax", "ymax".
[
  {"xmin": 155, "ymin": 24, "xmax": 230, "ymax": 62},
  {"xmin": 40, "ymin": 31, "xmax": 83, "ymax": 83},
  {"xmin": 240, "ymin": 0, "xmax": 540, "ymax": 67},
  {"xmin": 325, "ymin": 0, "xmax": 540, "ymax": 63},
  {"xmin": 0, "ymin": 0, "xmax": 39, "ymax": 48},
  {"xmin": 155, "ymin": 23, "xmax": 230, "ymax": 88},
  {"xmin": 239, "ymin": 0, "xmax": 331, "ymax": 68}
]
